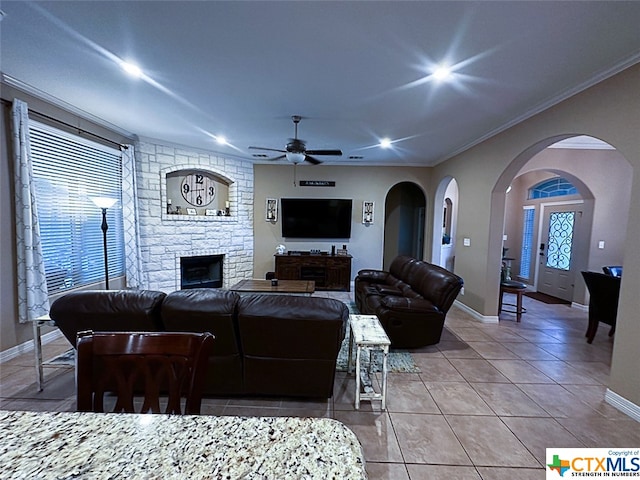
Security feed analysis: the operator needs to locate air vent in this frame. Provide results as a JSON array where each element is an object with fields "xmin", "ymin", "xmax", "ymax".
[
  {"xmin": 252, "ymin": 153, "xmax": 269, "ymax": 158},
  {"xmin": 349, "ymin": 155, "xmax": 364, "ymax": 159}
]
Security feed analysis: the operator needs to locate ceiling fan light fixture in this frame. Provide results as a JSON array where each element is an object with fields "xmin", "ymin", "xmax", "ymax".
[{"xmin": 286, "ymin": 152, "xmax": 306, "ymax": 164}]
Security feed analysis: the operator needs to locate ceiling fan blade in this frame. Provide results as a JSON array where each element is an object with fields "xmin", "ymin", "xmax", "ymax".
[
  {"xmin": 305, "ymin": 155, "xmax": 323, "ymax": 165},
  {"xmin": 249, "ymin": 146, "xmax": 286, "ymax": 153},
  {"xmin": 305, "ymin": 149, "xmax": 342, "ymax": 156},
  {"xmin": 268, "ymin": 155, "xmax": 287, "ymax": 161}
]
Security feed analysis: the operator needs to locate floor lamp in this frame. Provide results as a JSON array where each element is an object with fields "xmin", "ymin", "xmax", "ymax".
[{"xmin": 91, "ymin": 197, "xmax": 117, "ymax": 289}]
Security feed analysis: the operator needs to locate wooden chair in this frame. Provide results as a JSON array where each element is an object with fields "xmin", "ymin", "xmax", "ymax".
[
  {"xmin": 581, "ymin": 271, "xmax": 620, "ymax": 344},
  {"xmin": 76, "ymin": 331, "xmax": 214, "ymax": 414}
]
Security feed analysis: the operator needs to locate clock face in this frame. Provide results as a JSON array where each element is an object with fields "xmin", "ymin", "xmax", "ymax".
[{"xmin": 181, "ymin": 173, "xmax": 216, "ymax": 206}]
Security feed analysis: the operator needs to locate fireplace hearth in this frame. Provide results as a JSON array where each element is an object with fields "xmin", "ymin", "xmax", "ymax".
[{"xmin": 180, "ymin": 255, "xmax": 223, "ymax": 289}]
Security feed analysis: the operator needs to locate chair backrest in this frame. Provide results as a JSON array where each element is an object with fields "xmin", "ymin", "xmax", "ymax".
[
  {"xmin": 76, "ymin": 331, "xmax": 214, "ymax": 415},
  {"xmin": 602, "ymin": 265, "xmax": 623, "ymax": 277},
  {"xmin": 581, "ymin": 271, "xmax": 621, "ymax": 327}
]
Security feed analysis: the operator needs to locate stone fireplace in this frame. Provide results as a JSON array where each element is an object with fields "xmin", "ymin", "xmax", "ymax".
[
  {"xmin": 180, "ymin": 254, "xmax": 223, "ymax": 289},
  {"xmin": 135, "ymin": 140, "xmax": 254, "ymax": 293}
]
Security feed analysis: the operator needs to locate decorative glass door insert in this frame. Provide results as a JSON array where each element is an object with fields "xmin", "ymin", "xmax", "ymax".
[{"xmin": 546, "ymin": 211, "xmax": 575, "ymax": 271}]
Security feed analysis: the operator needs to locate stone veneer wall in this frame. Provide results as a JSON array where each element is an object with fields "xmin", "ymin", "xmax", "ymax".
[{"xmin": 135, "ymin": 139, "xmax": 254, "ymax": 292}]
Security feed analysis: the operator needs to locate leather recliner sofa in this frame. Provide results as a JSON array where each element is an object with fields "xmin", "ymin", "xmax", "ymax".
[
  {"xmin": 49, "ymin": 289, "xmax": 348, "ymax": 398},
  {"xmin": 355, "ymin": 255, "xmax": 463, "ymax": 348}
]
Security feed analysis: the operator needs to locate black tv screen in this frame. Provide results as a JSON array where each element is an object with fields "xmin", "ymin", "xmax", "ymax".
[{"xmin": 281, "ymin": 198, "xmax": 352, "ymax": 238}]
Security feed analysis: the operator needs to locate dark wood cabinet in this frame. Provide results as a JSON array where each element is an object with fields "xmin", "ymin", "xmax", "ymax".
[{"xmin": 275, "ymin": 254, "xmax": 352, "ymax": 291}]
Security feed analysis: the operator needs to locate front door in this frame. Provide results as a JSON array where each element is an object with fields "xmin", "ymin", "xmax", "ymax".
[{"xmin": 537, "ymin": 205, "xmax": 578, "ymax": 301}]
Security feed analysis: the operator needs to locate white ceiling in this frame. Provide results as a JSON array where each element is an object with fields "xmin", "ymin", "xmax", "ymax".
[{"xmin": 1, "ymin": 1, "xmax": 639, "ymax": 166}]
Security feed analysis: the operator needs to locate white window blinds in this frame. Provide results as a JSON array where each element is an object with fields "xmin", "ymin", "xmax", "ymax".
[{"xmin": 29, "ymin": 121, "xmax": 125, "ymax": 292}]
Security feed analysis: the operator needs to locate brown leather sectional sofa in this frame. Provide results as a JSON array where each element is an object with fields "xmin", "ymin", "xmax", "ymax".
[
  {"xmin": 50, "ymin": 289, "xmax": 348, "ymax": 398},
  {"xmin": 355, "ymin": 255, "xmax": 463, "ymax": 348}
]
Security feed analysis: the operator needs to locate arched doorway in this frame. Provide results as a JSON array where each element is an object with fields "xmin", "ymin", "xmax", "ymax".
[
  {"xmin": 383, "ymin": 182, "xmax": 426, "ymax": 270},
  {"xmin": 432, "ymin": 177, "xmax": 459, "ymax": 271},
  {"xmin": 495, "ymin": 135, "xmax": 631, "ymax": 306}
]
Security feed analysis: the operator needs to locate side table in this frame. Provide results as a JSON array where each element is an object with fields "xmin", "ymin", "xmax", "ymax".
[
  {"xmin": 347, "ymin": 314, "xmax": 391, "ymax": 410},
  {"xmin": 30, "ymin": 315, "xmax": 74, "ymax": 391}
]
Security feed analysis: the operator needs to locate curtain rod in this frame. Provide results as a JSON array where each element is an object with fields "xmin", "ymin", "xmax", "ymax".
[{"xmin": 1, "ymin": 97, "xmax": 129, "ymax": 150}]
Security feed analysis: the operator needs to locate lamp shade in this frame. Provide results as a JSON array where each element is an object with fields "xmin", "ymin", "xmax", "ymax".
[
  {"xmin": 91, "ymin": 197, "xmax": 118, "ymax": 209},
  {"xmin": 286, "ymin": 152, "xmax": 305, "ymax": 165}
]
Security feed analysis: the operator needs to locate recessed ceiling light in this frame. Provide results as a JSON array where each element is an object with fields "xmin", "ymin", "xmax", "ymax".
[
  {"xmin": 432, "ymin": 65, "xmax": 452, "ymax": 81},
  {"xmin": 379, "ymin": 138, "xmax": 392, "ymax": 149},
  {"xmin": 120, "ymin": 61, "xmax": 143, "ymax": 78}
]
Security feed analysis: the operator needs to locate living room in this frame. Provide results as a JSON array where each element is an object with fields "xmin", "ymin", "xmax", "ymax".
[{"xmin": 1, "ymin": 2, "xmax": 640, "ymax": 477}]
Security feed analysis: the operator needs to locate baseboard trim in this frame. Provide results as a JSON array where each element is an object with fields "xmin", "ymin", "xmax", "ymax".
[
  {"xmin": 0, "ymin": 328, "xmax": 63, "ymax": 363},
  {"xmin": 605, "ymin": 389, "xmax": 640, "ymax": 422},
  {"xmin": 453, "ymin": 300, "xmax": 499, "ymax": 324}
]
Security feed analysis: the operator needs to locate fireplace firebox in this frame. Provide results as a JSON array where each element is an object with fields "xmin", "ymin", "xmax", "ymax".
[{"xmin": 180, "ymin": 255, "xmax": 223, "ymax": 289}]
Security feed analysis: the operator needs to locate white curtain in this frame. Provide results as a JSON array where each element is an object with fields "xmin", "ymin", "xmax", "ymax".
[
  {"xmin": 10, "ymin": 99, "xmax": 50, "ymax": 322},
  {"xmin": 121, "ymin": 144, "xmax": 145, "ymax": 289}
]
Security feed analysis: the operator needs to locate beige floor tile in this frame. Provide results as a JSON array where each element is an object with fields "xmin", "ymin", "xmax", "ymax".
[
  {"xmin": 466, "ymin": 341, "xmax": 520, "ymax": 359},
  {"xmin": 448, "ymin": 359, "xmax": 510, "ymax": 383},
  {"xmin": 390, "ymin": 412, "xmax": 472, "ymax": 465},
  {"xmin": 405, "ymin": 464, "xmax": 481, "ymax": 479},
  {"xmin": 415, "ymin": 358, "xmax": 466, "ymax": 382},
  {"xmin": 515, "ymin": 383, "xmax": 604, "ymax": 418},
  {"xmin": 475, "ymin": 466, "xmax": 545, "ymax": 480},
  {"xmin": 334, "ymin": 411, "xmax": 404, "ymax": 463},
  {"xmin": 487, "ymin": 359, "xmax": 555, "ymax": 384},
  {"xmin": 385, "ymin": 380, "xmax": 440, "ymax": 414},
  {"xmin": 470, "ymin": 382, "xmax": 549, "ymax": 417},
  {"xmin": 446, "ymin": 415, "xmax": 540, "ymax": 468},
  {"xmin": 436, "ymin": 341, "xmax": 483, "ymax": 359},
  {"xmin": 365, "ymin": 462, "xmax": 410, "ymax": 480},
  {"xmin": 525, "ymin": 360, "xmax": 602, "ymax": 385},
  {"xmin": 447, "ymin": 327, "xmax": 495, "ymax": 342},
  {"xmin": 500, "ymin": 342, "xmax": 560, "ymax": 360},
  {"xmin": 425, "ymin": 382, "xmax": 493, "ymax": 415},
  {"xmin": 555, "ymin": 416, "xmax": 640, "ymax": 447},
  {"xmin": 500, "ymin": 416, "xmax": 585, "ymax": 465}
]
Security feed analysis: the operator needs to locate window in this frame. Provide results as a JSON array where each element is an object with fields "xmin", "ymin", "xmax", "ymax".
[
  {"xmin": 528, "ymin": 177, "xmax": 577, "ymax": 199},
  {"xmin": 29, "ymin": 122, "xmax": 125, "ymax": 292},
  {"xmin": 519, "ymin": 207, "xmax": 535, "ymax": 279}
]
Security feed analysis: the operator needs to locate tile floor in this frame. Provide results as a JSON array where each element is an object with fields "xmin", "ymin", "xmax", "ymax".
[{"xmin": 1, "ymin": 291, "xmax": 639, "ymax": 480}]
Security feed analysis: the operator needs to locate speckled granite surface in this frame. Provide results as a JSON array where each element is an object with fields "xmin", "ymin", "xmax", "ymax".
[{"xmin": 0, "ymin": 410, "xmax": 367, "ymax": 479}]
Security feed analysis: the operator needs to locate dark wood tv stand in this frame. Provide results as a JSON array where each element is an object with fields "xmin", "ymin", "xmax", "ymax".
[{"xmin": 275, "ymin": 253, "xmax": 352, "ymax": 291}]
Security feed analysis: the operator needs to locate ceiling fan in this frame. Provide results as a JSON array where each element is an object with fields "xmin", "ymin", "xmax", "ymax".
[{"xmin": 249, "ymin": 115, "xmax": 342, "ymax": 165}]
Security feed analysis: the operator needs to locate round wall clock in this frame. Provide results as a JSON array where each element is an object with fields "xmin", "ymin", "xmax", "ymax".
[{"xmin": 181, "ymin": 172, "xmax": 216, "ymax": 206}]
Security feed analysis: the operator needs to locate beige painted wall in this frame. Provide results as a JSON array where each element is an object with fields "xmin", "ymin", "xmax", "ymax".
[
  {"xmin": 430, "ymin": 64, "xmax": 640, "ymax": 410},
  {"xmin": 253, "ymin": 165, "xmax": 432, "ymax": 283}
]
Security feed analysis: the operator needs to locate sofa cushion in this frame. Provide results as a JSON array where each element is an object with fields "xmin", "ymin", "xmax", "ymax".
[
  {"xmin": 161, "ymin": 288, "xmax": 243, "ymax": 395},
  {"xmin": 236, "ymin": 294, "xmax": 348, "ymax": 397},
  {"xmin": 50, "ymin": 290, "xmax": 166, "ymax": 346},
  {"xmin": 380, "ymin": 295, "xmax": 438, "ymax": 313}
]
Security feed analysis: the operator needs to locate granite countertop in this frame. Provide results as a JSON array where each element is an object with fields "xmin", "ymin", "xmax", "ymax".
[{"xmin": 0, "ymin": 410, "xmax": 367, "ymax": 479}]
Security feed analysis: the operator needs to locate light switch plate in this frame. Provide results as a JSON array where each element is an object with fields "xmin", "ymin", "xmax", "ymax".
[
  {"xmin": 598, "ymin": 241, "xmax": 605, "ymax": 249},
  {"xmin": 463, "ymin": 238, "xmax": 471, "ymax": 247}
]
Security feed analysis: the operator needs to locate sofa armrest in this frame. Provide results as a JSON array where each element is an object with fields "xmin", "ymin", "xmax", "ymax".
[
  {"xmin": 375, "ymin": 284, "xmax": 403, "ymax": 296},
  {"xmin": 380, "ymin": 295, "xmax": 439, "ymax": 313},
  {"xmin": 357, "ymin": 269, "xmax": 389, "ymax": 283}
]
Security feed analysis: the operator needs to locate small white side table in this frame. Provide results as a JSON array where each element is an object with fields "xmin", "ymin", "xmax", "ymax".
[
  {"xmin": 347, "ymin": 314, "xmax": 391, "ymax": 410},
  {"xmin": 30, "ymin": 315, "xmax": 74, "ymax": 391}
]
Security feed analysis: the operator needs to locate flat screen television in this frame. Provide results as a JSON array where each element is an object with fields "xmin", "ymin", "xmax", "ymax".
[{"xmin": 281, "ymin": 198, "xmax": 352, "ymax": 239}]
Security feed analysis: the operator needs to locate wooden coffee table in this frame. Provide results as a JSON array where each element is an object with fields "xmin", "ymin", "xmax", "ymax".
[{"xmin": 229, "ymin": 279, "xmax": 315, "ymax": 296}]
